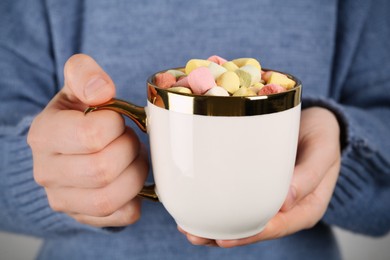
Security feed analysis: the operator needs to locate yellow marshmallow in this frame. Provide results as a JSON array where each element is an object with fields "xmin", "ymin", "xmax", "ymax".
[
  {"xmin": 249, "ymin": 82, "xmax": 265, "ymax": 94},
  {"xmin": 185, "ymin": 59, "xmax": 211, "ymax": 74},
  {"xmin": 252, "ymin": 82, "xmax": 265, "ymax": 88},
  {"xmin": 233, "ymin": 87, "xmax": 257, "ymax": 97},
  {"xmin": 168, "ymin": 86, "xmax": 193, "ymax": 94},
  {"xmin": 222, "ymin": 61, "xmax": 239, "ymax": 71},
  {"xmin": 267, "ymin": 72, "xmax": 296, "ymax": 89},
  {"xmin": 232, "ymin": 58, "xmax": 261, "ymax": 71},
  {"xmin": 216, "ymin": 71, "xmax": 240, "ymax": 94}
]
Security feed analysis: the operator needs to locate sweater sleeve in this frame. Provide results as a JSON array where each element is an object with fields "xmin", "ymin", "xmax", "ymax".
[
  {"xmin": 314, "ymin": 0, "xmax": 390, "ymax": 237},
  {"xmin": 0, "ymin": 0, "xmax": 99, "ymax": 238}
]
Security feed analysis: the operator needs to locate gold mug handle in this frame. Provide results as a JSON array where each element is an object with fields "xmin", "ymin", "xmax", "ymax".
[{"xmin": 85, "ymin": 98, "xmax": 159, "ymax": 202}]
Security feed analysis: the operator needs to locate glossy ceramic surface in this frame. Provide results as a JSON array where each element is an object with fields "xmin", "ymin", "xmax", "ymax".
[{"xmin": 147, "ymin": 102, "xmax": 301, "ymax": 239}]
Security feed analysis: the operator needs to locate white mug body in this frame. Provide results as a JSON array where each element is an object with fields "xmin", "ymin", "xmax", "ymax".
[{"xmin": 146, "ymin": 101, "xmax": 301, "ymax": 239}]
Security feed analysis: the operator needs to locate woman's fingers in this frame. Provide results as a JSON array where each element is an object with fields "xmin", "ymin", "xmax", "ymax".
[
  {"xmin": 33, "ymin": 127, "xmax": 140, "ymax": 189},
  {"xmin": 45, "ymin": 147, "xmax": 148, "ymax": 217},
  {"xmin": 178, "ymin": 227, "xmax": 218, "ymax": 247},
  {"xmin": 29, "ymin": 109, "xmax": 125, "ymax": 155},
  {"xmin": 69, "ymin": 198, "xmax": 142, "ymax": 227},
  {"xmin": 28, "ymin": 54, "xmax": 148, "ymax": 228},
  {"xmin": 281, "ymin": 107, "xmax": 340, "ymax": 211}
]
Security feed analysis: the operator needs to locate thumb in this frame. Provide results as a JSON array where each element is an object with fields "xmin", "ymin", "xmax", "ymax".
[{"xmin": 63, "ymin": 54, "xmax": 116, "ymax": 107}]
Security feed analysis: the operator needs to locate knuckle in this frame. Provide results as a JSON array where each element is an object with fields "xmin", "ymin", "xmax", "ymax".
[
  {"xmin": 91, "ymin": 191, "xmax": 114, "ymax": 217},
  {"xmin": 27, "ymin": 130, "xmax": 37, "ymax": 148},
  {"xmin": 121, "ymin": 202, "xmax": 141, "ymax": 225},
  {"xmin": 305, "ymin": 216, "xmax": 319, "ymax": 229},
  {"xmin": 188, "ymin": 237, "xmax": 200, "ymax": 246},
  {"xmin": 268, "ymin": 214, "xmax": 289, "ymax": 239},
  {"xmin": 33, "ymin": 169, "xmax": 48, "ymax": 186},
  {"xmin": 32, "ymin": 162, "xmax": 51, "ymax": 187},
  {"xmin": 76, "ymin": 120, "xmax": 105, "ymax": 153},
  {"xmin": 302, "ymin": 166, "xmax": 321, "ymax": 194},
  {"xmin": 47, "ymin": 194, "xmax": 63, "ymax": 213},
  {"xmin": 27, "ymin": 116, "xmax": 44, "ymax": 150},
  {"xmin": 84, "ymin": 157, "xmax": 111, "ymax": 188},
  {"xmin": 311, "ymin": 168, "xmax": 322, "ymax": 182},
  {"xmin": 272, "ymin": 224, "xmax": 288, "ymax": 239},
  {"xmin": 129, "ymin": 210, "xmax": 141, "ymax": 224}
]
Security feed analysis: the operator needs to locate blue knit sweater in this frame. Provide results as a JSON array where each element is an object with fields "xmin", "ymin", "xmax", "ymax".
[{"xmin": 1, "ymin": 0, "xmax": 389, "ymax": 259}]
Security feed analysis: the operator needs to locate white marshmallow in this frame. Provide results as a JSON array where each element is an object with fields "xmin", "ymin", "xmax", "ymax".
[{"xmin": 204, "ymin": 86, "xmax": 230, "ymax": 96}]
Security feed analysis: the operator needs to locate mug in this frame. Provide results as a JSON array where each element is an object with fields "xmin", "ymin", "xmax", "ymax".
[{"xmin": 85, "ymin": 68, "xmax": 302, "ymax": 240}]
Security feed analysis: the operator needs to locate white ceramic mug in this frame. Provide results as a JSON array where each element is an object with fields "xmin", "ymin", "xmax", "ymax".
[{"xmin": 86, "ymin": 68, "xmax": 302, "ymax": 240}]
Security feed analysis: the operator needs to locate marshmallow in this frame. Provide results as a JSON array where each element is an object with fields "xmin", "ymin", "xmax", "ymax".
[
  {"xmin": 155, "ymin": 72, "xmax": 177, "ymax": 89},
  {"xmin": 234, "ymin": 69, "xmax": 252, "ymax": 88},
  {"xmin": 222, "ymin": 61, "xmax": 239, "ymax": 71},
  {"xmin": 166, "ymin": 69, "xmax": 186, "ymax": 79},
  {"xmin": 168, "ymin": 86, "xmax": 193, "ymax": 94},
  {"xmin": 233, "ymin": 87, "xmax": 257, "ymax": 97},
  {"xmin": 207, "ymin": 55, "xmax": 228, "ymax": 65},
  {"xmin": 232, "ymin": 58, "xmax": 261, "ymax": 71},
  {"xmin": 208, "ymin": 62, "xmax": 228, "ymax": 80},
  {"xmin": 249, "ymin": 82, "xmax": 265, "ymax": 94},
  {"xmin": 173, "ymin": 76, "xmax": 190, "ymax": 88},
  {"xmin": 152, "ymin": 55, "xmax": 296, "ymax": 98},
  {"xmin": 204, "ymin": 86, "xmax": 230, "ymax": 96},
  {"xmin": 261, "ymin": 70, "xmax": 272, "ymax": 82},
  {"xmin": 267, "ymin": 72, "xmax": 295, "ymax": 89},
  {"xmin": 239, "ymin": 65, "xmax": 261, "ymax": 84},
  {"xmin": 258, "ymin": 84, "xmax": 286, "ymax": 95},
  {"xmin": 216, "ymin": 71, "xmax": 240, "ymax": 94},
  {"xmin": 185, "ymin": 59, "xmax": 211, "ymax": 75},
  {"xmin": 187, "ymin": 67, "xmax": 216, "ymax": 94}
]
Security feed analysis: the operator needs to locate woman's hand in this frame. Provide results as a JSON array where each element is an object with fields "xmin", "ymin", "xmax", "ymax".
[
  {"xmin": 181, "ymin": 107, "xmax": 341, "ymax": 247},
  {"xmin": 28, "ymin": 54, "xmax": 148, "ymax": 227}
]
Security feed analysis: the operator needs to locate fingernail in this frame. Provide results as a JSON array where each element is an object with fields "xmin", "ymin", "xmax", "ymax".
[{"xmin": 84, "ymin": 76, "xmax": 108, "ymax": 100}]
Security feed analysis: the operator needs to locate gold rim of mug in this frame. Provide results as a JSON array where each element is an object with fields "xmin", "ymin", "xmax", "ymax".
[{"xmin": 147, "ymin": 68, "xmax": 302, "ymax": 116}]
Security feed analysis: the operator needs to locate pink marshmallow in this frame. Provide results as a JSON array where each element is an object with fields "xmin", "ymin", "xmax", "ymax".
[
  {"xmin": 173, "ymin": 76, "xmax": 191, "ymax": 88},
  {"xmin": 207, "ymin": 55, "xmax": 228, "ymax": 65},
  {"xmin": 187, "ymin": 67, "xmax": 216, "ymax": 94},
  {"xmin": 258, "ymin": 84, "xmax": 286, "ymax": 96}
]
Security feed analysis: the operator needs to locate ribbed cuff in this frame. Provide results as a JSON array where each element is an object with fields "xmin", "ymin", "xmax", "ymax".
[
  {"xmin": 302, "ymin": 96, "xmax": 390, "ymax": 236},
  {"xmin": 324, "ymin": 149, "xmax": 390, "ymax": 236}
]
